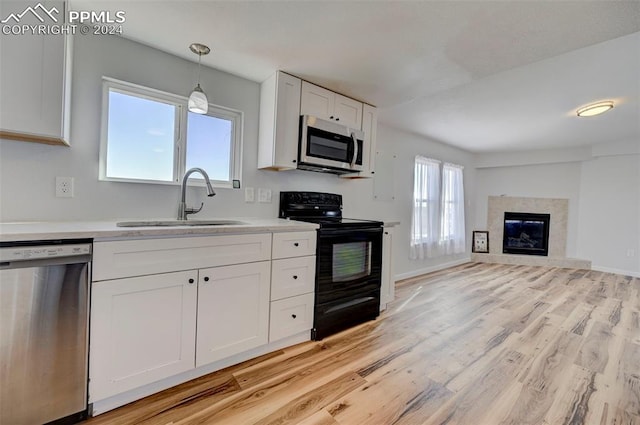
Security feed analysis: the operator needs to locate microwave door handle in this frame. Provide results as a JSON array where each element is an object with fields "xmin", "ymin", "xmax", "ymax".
[{"xmin": 350, "ymin": 133, "xmax": 358, "ymax": 167}]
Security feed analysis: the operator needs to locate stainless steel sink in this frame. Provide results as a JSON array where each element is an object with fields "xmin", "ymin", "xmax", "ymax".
[{"xmin": 116, "ymin": 220, "xmax": 247, "ymax": 227}]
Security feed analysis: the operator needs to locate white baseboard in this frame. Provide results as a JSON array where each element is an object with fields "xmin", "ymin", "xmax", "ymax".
[
  {"xmin": 395, "ymin": 257, "xmax": 471, "ymax": 281},
  {"xmin": 591, "ymin": 265, "xmax": 640, "ymax": 278}
]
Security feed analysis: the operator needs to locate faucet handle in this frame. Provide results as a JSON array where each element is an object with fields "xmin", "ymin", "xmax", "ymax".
[{"xmin": 185, "ymin": 202, "xmax": 204, "ymax": 215}]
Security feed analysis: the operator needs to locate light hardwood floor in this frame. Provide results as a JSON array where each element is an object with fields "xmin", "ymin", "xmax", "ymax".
[{"xmin": 84, "ymin": 263, "xmax": 640, "ymax": 425}]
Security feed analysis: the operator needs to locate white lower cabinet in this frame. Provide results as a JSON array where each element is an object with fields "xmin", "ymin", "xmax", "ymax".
[
  {"xmin": 90, "ymin": 231, "xmax": 316, "ymax": 410},
  {"xmin": 196, "ymin": 261, "xmax": 271, "ymax": 366},
  {"xmin": 89, "ymin": 270, "xmax": 198, "ymax": 402},
  {"xmin": 269, "ymin": 234, "xmax": 316, "ymax": 342},
  {"xmin": 90, "ymin": 263, "xmax": 271, "ymax": 401}
]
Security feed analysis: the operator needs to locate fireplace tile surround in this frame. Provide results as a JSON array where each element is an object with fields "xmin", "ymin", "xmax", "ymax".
[{"xmin": 472, "ymin": 196, "xmax": 591, "ymax": 269}]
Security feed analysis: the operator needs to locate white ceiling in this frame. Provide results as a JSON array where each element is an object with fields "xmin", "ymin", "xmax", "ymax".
[{"xmin": 72, "ymin": 1, "xmax": 640, "ymax": 153}]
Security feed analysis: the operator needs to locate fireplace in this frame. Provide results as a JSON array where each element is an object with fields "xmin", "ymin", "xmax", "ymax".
[{"xmin": 503, "ymin": 212, "xmax": 550, "ymax": 256}]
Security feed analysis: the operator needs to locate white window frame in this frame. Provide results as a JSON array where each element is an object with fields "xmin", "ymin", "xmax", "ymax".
[
  {"xmin": 440, "ymin": 163, "xmax": 466, "ymax": 255},
  {"xmin": 99, "ymin": 77, "xmax": 243, "ymax": 188}
]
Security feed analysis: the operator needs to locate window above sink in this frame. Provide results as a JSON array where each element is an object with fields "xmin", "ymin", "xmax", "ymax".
[{"xmin": 99, "ymin": 77, "xmax": 243, "ymax": 189}]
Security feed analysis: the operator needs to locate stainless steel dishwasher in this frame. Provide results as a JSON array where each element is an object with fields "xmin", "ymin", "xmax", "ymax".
[{"xmin": 0, "ymin": 240, "xmax": 91, "ymax": 425}]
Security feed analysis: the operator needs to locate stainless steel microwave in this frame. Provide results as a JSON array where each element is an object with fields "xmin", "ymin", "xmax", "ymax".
[{"xmin": 298, "ymin": 115, "xmax": 364, "ymax": 174}]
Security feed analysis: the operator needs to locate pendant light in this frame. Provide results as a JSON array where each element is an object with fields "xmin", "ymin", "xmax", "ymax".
[{"xmin": 188, "ymin": 43, "xmax": 211, "ymax": 114}]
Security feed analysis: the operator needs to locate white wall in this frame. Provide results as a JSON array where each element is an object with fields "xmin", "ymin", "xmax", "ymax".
[
  {"xmin": 577, "ymin": 153, "xmax": 640, "ymax": 275},
  {"xmin": 0, "ymin": 33, "xmax": 475, "ymax": 277}
]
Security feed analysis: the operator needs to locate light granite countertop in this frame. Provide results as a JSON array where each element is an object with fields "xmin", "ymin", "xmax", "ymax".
[{"xmin": 0, "ymin": 218, "xmax": 319, "ymax": 242}]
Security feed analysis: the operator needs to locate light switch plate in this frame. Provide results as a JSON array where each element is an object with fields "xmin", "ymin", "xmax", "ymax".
[
  {"xmin": 245, "ymin": 187, "xmax": 255, "ymax": 203},
  {"xmin": 258, "ymin": 188, "xmax": 272, "ymax": 203}
]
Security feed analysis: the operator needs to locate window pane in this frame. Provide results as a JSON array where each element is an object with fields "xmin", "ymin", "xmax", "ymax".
[
  {"xmin": 106, "ymin": 91, "xmax": 176, "ymax": 181},
  {"xmin": 186, "ymin": 112, "xmax": 232, "ymax": 182}
]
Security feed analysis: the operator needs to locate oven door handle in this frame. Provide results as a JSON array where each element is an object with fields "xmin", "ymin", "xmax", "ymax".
[{"xmin": 324, "ymin": 296, "xmax": 376, "ymax": 314}]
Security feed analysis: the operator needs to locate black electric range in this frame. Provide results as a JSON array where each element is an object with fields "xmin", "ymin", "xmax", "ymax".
[
  {"xmin": 279, "ymin": 192, "xmax": 383, "ymax": 229},
  {"xmin": 279, "ymin": 192, "xmax": 383, "ymax": 340}
]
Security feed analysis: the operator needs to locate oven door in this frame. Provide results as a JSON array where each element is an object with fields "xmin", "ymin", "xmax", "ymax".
[
  {"xmin": 316, "ymin": 227, "xmax": 383, "ymax": 302},
  {"xmin": 299, "ymin": 115, "xmax": 364, "ymax": 172}
]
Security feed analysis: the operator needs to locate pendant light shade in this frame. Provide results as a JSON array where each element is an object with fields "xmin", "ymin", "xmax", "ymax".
[
  {"xmin": 188, "ymin": 85, "xmax": 208, "ymax": 114},
  {"xmin": 188, "ymin": 43, "xmax": 210, "ymax": 114}
]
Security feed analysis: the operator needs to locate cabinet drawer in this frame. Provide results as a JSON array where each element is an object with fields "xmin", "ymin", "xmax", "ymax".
[
  {"xmin": 269, "ymin": 293, "xmax": 314, "ymax": 342},
  {"xmin": 272, "ymin": 231, "xmax": 316, "ymax": 259},
  {"xmin": 93, "ymin": 234, "xmax": 272, "ymax": 281},
  {"xmin": 271, "ymin": 256, "xmax": 315, "ymax": 300}
]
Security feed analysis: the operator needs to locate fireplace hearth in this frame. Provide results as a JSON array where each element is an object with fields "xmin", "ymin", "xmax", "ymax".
[{"xmin": 503, "ymin": 212, "xmax": 550, "ymax": 256}]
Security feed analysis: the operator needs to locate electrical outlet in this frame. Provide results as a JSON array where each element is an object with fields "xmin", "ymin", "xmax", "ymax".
[
  {"xmin": 258, "ymin": 188, "xmax": 272, "ymax": 203},
  {"xmin": 245, "ymin": 187, "xmax": 255, "ymax": 203},
  {"xmin": 627, "ymin": 249, "xmax": 636, "ymax": 257},
  {"xmin": 55, "ymin": 176, "xmax": 74, "ymax": 198}
]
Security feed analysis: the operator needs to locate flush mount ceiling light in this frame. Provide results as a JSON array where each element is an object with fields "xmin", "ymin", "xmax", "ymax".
[
  {"xmin": 576, "ymin": 101, "xmax": 614, "ymax": 117},
  {"xmin": 188, "ymin": 43, "xmax": 211, "ymax": 114}
]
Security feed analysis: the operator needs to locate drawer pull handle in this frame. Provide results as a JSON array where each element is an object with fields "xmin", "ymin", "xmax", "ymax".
[
  {"xmin": 291, "ymin": 314, "xmax": 297, "ymax": 319},
  {"xmin": 294, "ymin": 242, "xmax": 299, "ymax": 247},
  {"xmin": 293, "ymin": 275, "xmax": 298, "ymax": 280},
  {"xmin": 204, "ymin": 276, "xmax": 210, "ymax": 282},
  {"xmin": 188, "ymin": 278, "xmax": 195, "ymax": 284}
]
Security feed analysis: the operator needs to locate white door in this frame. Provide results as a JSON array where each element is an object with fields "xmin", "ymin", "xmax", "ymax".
[
  {"xmin": 196, "ymin": 261, "xmax": 271, "ymax": 367},
  {"xmin": 89, "ymin": 270, "xmax": 197, "ymax": 402}
]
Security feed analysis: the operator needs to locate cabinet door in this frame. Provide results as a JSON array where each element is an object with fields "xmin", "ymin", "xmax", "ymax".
[
  {"xmin": 380, "ymin": 228, "xmax": 395, "ymax": 308},
  {"xmin": 258, "ymin": 71, "xmax": 301, "ymax": 170},
  {"xmin": 273, "ymin": 72, "xmax": 302, "ymax": 168},
  {"xmin": 196, "ymin": 261, "xmax": 271, "ymax": 367},
  {"xmin": 361, "ymin": 104, "xmax": 378, "ymax": 176},
  {"xmin": 89, "ymin": 271, "xmax": 197, "ymax": 402},
  {"xmin": 0, "ymin": 1, "xmax": 71, "ymax": 145},
  {"xmin": 300, "ymin": 81, "xmax": 334, "ymax": 121},
  {"xmin": 334, "ymin": 94, "xmax": 363, "ymax": 129}
]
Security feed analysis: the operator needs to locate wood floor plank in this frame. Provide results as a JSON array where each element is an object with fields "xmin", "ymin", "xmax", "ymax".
[
  {"xmin": 499, "ymin": 330, "xmax": 588, "ymax": 425},
  {"xmin": 252, "ymin": 372, "xmax": 365, "ymax": 425},
  {"xmin": 296, "ymin": 409, "xmax": 339, "ymax": 425},
  {"xmin": 83, "ymin": 263, "xmax": 640, "ymax": 425},
  {"xmin": 574, "ymin": 321, "xmax": 613, "ymax": 373},
  {"xmin": 423, "ymin": 349, "xmax": 529, "ymax": 425}
]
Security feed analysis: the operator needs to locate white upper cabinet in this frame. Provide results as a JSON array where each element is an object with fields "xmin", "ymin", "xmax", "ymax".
[
  {"xmin": 0, "ymin": 1, "xmax": 72, "ymax": 146},
  {"xmin": 301, "ymin": 81, "xmax": 363, "ymax": 129},
  {"xmin": 340, "ymin": 103, "xmax": 378, "ymax": 179},
  {"xmin": 258, "ymin": 71, "xmax": 302, "ymax": 170}
]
